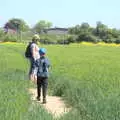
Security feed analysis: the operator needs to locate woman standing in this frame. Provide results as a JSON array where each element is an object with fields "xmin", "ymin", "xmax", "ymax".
[{"xmin": 29, "ymin": 34, "xmax": 40, "ymax": 82}]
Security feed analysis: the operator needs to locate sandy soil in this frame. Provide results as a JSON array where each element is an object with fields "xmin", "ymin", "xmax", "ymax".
[{"xmin": 29, "ymin": 88, "xmax": 70, "ymax": 118}]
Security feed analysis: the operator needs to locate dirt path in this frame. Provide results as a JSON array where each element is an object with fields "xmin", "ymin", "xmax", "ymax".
[{"xmin": 29, "ymin": 88, "xmax": 70, "ymax": 118}]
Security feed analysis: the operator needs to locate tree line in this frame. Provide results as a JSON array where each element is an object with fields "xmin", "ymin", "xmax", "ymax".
[
  {"xmin": 4, "ymin": 18, "xmax": 52, "ymax": 33},
  {"xmin": 1, "ymin": 18, "xmax": 120, "ymax": 44},
  {"xmin": 69, "ymin": 22, "xmax": 120, "ymax": 44}
]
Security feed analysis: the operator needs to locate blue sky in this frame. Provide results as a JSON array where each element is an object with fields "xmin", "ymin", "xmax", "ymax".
[{"xmin": 0, "ymin": 0, "xmax": 120, "ymax": 28}]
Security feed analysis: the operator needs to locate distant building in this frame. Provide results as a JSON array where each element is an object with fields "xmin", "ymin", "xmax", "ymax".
[
  {"xmin": 4, "ymin": 22, "xmax": 17, "ymax": 34},
  {"xmin": 5, "ymin": 28, "xmax": 16, "ymax": 34},
  {"xmin": 45, "ymin": 27, "xmax": 68, "ymax": 35}
]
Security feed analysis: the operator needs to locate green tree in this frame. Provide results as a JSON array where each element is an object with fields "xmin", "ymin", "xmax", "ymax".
[
  {"xmin": 80, "ymin": 22, "xmax": 90, "ymax": 32},
  {"xmin": 33, "ymin": 20, "xmax": 52, "ymax": 33},
  {"xmin": 94, "ymin": 21, "xmax": 108, "ymax": 39},
  {"xmin": 69, "ymin": 25, "xmax": 81, "ymax": 34},
  {"xmin": 69, "ymin": 23, "xmax": 92, "ymax": 35},
  {"xmin": 4, "ymin": 18, "xmax": 30, "ymax": 32}
]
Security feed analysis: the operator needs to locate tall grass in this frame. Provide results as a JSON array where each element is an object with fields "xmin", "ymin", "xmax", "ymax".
[
  {"xmin": 47, "ymin": 45, "xmax": 120, "ymax": 120},
  {"xmin": 0, "ymin": 45, "xmax": 29, "ymax": 120},
  {"xmin": 0, "ymin": 43, "xmax": 120, "ymax": 120},
  {"xmin": 0, "ymin": 43, "xmax": 53, "ymax": 120}
]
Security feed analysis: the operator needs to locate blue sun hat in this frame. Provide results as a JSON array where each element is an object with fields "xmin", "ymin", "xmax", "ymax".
[{"xmin": 39, "ymin": 48, "xmax": 46, "ymax": 55}]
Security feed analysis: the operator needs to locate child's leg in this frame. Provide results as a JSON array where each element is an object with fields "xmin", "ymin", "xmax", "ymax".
[
  {"xmin": 42, "ymin": 77, "xmax": 48, "ymax": 103},
  {"xmin": 37, "ymin": 77, "xmax": 42, "ymax": 100}
]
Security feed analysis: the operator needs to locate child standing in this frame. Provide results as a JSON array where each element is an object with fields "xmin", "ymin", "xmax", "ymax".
[{"xmin": 35, "ymin": 48, "xmax": 50, "ymax": 103}]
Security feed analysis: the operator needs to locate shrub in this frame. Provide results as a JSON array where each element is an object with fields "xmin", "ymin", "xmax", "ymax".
[
  {"xmin": 57, "ymin": 39, "xmax": 70, "ymax": 44},
  {"xmin": 115, "ymin": 38, "xmax": 120, "ymax": 44},
  {"xmin": 3, "ymin": 34, "xmax": 17, "ymax": 42},
  {"xmin": 0, "ymin": 29, "xmax": 5, "ymax": 40},
  {"xmin": 77, "ymin": 33, "xmax": 101, "ymax": 43},
  {"xmin": 103, "ymin": 38, "xmax": 117, "ymax": 43},
  {"xmin": 66, "ymin": 35, "xmax": 78, "ymax": 43}
]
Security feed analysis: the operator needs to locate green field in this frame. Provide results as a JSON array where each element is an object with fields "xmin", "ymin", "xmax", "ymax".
[{"xmin": 0, "ymin": 43, "xmax": 120, "ymax": 120}]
